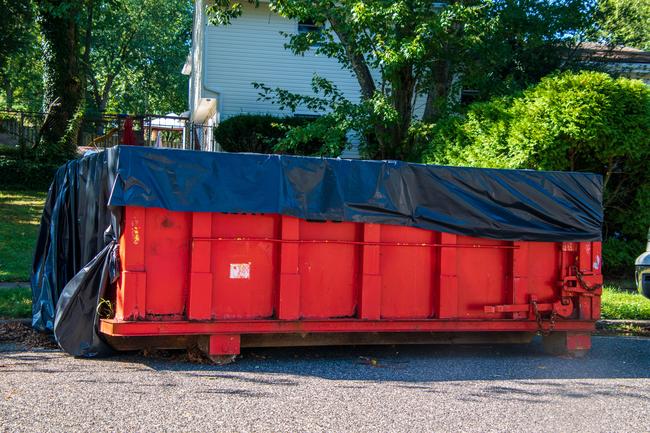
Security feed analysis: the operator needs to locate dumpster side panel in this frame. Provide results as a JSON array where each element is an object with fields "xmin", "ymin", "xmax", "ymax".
[
  {"xmin": 456, "ymin": 236, "xmax": 510, "ymax": 319},
  {"xmin": 116, "ymin": 207, "xmax": 191, "ymax": 320},
  {"xmin": 298, "ymin": 220, "xmax": 361, "ymax": 319},
  {"xmin": 379, "ymin": 225, "xmax": 436, "ymax": 319},
  {"xmin": 113, "ymin": 207, "xmax": 603, "ymax": 348},
  {"xmin": 210, "ymin": 213, "xmax": 279, "ymax": 319},
  {"xmin": 144, "ymin": 208, "xmax": 191, "ymax": 317},
  {"xmin": 526, "ymin": 242, "xmax": 560, "ymax": 303}
]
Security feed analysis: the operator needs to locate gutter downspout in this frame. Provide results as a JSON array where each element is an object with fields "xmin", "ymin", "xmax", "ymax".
[{"xmin": 200, "ymin": 5, "xmax": 223, "ymax": 151}]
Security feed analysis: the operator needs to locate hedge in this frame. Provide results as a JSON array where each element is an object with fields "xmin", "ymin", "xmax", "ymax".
[{"xmin": 214, "ymin": 114, "xmax": 327, "ymax": 155}]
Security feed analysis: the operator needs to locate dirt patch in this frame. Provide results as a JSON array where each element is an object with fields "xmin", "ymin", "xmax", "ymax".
[{"xmin": 0, "ymin": 320, "xmax": 59, "ymax": 349}]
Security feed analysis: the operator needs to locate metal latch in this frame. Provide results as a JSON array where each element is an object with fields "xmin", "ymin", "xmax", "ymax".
[{"xmin": 484, "ymin": 295, "xmax": 574, "ymax": 318}]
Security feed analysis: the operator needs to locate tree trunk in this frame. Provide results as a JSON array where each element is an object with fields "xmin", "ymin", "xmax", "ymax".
[
  {"xmin": 36, "ymin": 0, "xmax": 83, "ymax": 160},
  {"xmin": 391, "ymin": 66, "xmax": 416, "ymax": 160},
  {"xmin": 423, "ymin": 60, "xmax": 452, "ymax": 123},
  {"xmin": 328, "ymin": 16, "xmax": 376, "ymax": 100},
  {"xmin": 2, "ymin": 75, "xmax": 13, "ymax": 109},
  {"xmin": 328, "ymin": 16, "xmax": 389, "ymax": 158}
]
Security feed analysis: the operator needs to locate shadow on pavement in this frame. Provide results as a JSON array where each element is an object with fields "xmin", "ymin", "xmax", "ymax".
[
  {"xmin": 130, "ymin": 336, "xmax": 650, "ymax": 383},
  {"xmin": 2, "ymin": 336, "xmax": 649, "ymax": 384}
]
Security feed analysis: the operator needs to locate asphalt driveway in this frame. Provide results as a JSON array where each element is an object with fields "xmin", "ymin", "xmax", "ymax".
[{"xmin": 1, "ymin": 336, "xmax": 649, "ymax": 432}]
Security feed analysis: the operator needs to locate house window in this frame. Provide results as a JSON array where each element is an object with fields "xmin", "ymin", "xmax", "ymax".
[
  {"xmin": 298, "ymin": 19, "xmax": 322, "ymax": 35},
  {"xmin": 293, "ymin": 114, "xmax": 321, "ymax": 120},
  {"xmin": 298, "ymin": 19, "xmax": 323, "ymax": 47},
  {"xmin": 460, "ymin": 89, "xmax": 479, "ymax": 106}
]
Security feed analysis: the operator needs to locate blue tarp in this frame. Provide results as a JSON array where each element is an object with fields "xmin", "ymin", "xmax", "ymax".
[{"xmin": 110, "ymin": 146, "xmax": 602, "ymax": 241}]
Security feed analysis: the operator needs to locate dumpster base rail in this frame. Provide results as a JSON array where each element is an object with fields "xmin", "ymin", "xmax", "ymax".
[{"xmin": 100, "ymin": 319, "xmax": 594, "ymax": 360}]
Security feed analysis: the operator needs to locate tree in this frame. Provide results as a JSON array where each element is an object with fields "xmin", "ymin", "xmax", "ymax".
[
  {"xmin": 0, "ymin": 1, "xmax": 34, "ymax": 73},
  {"xmin": 209, "ymin": 0, "xmax": 593, "ymax": 160},
  {"xmin": 595, "ymin": 0, "xmax": 650, "ymax": 51},
  {"xmin": 0, "ymin": 3, "xmax": 42, "ymax": 111},
  {"xmin": 35, "ymin": 0, "xmax": 85, "ymax": 160},
  {"xmin": 426, "ymin": 71, "xmax": 650, "ymax": 275},
  {"xmin": 16, "ymin": 0, "xmax": 191, "ymax": 159},
  {"xmin": 85, "ymin": 0, "xmax": 193, "ymax": 115}
]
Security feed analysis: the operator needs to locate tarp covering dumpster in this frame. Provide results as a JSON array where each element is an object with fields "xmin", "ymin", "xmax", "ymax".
[
  {"xmin": 31, "ymin": 145, "xmax": 603, "ymax": 356},
  {"xmin": 31, "ymin": 149, "xmax": 119, "ymax": 356},
  {"xmin": 109, "ymin": 146, "xmax": 602, "ymax": 242}
]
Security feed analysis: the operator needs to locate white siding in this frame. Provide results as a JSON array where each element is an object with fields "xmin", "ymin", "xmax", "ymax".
[{"xmin": 202, "ymin": 2, "xmax": 361, "ymax": 119}]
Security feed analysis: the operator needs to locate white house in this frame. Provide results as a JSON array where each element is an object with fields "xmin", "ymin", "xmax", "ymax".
[
  {"xmin": 183, "ymin": 0, "xmax": 362, "ymax": 152},
  {"xmin": 183, "ymin": 2, "xmax": 650, "ymax": 153},
  {"xmin": 574, "ymin": 43, "xmax": 650, "ymax": 85}
]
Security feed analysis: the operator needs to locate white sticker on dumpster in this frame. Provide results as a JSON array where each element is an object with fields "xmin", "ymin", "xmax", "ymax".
[{"xmin": 230, "ymin": 263, "xmax": 251, "ymax": 279}]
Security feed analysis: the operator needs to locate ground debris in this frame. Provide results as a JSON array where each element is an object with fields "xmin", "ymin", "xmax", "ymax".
[
  {"xmin": 358, "ymin": 356, "xmax": 382, "ymax": 367},
  {"xmin": 0, "ymin": 320, "xmax": 59, "ymax": 349},
  {"xmin": 139, "ymin": 346, "xmax": 215, "ymax": 364}
]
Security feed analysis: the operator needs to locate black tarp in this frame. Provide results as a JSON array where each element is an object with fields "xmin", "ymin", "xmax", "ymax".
[
  {"xmin": 32, "ymin": 145, "xmax": 603, "ymax": 356},
  {"xmin": 31, "ymin": 149, "xmax": 119, "ymax": 356}
]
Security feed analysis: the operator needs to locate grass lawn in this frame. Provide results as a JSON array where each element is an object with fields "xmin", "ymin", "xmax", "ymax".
[
  {"xmin": 0, "ymin": 189, "xmax": 47, "ymax": 282},
  {"xmin": 601, "ymin": 286, "xmax": 650, "ymax": 320},
  {"xmin": 0, "ymin": 287, "xmax": 31, "ymax": 318}
]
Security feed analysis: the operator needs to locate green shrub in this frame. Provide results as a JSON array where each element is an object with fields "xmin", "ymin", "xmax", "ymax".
[
  {"xmin": 603, "ymin": 238, "xmax": 644, "ymax": 277},
  {"xmin": 0, "ymin": 145, "xmax": 22, "ymax": 158},
  {"xmin": 214, "ymin": 114, "xmax": 341, "ymax": 156},
  {"xmin": 426, "ymin": 71, "xmax": 650, "ymax": 277},
  {"xmin": 0, "ymin": 156, "xmax": 58, "ymax": 190}
]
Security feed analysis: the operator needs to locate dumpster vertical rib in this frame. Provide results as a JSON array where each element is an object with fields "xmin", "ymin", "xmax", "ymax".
[
  {"xmin": 278, "ymin": 216, "xmax": 300, "ymax": 319},
  {"xmin": 188, "ymin": 212, "xmax": 213, "ymax": 320},
  {"xmin": 117, "ymin": 206, "xmax": 147, "ymax": 320},
  {"xmin": 511, "ymin": 241, "xmax": 528, "ymax": 319},
  {"xmin": 437, "ymin": 232, "xmax": 458, "ymax": 319},
  {"xmin": 579, "ymin": 242, "xmax": 593, "ymax": 320},
  {"xmin": 590, "ymin": 242, "xmax": 602, "ymax": 319},
  {"xmin": 360, "ymin": 223, "xmax": 381, "ymax": 319},
  {"xmin": 579, "ymin": 242, "xmax": 593, "ymax": 274}
]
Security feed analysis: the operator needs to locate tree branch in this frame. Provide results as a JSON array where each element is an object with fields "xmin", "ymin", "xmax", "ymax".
[{"xmin": 327, "ymin": 15, "xmax": 376, "ymax": 100}]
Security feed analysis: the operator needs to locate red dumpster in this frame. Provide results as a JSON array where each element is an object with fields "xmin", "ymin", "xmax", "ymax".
[
  {"xmin": 32, "ymin": 146, "xmax": 603, "ymax": 361},
  {"xmin": 100, "ymin": 207, "xmax": 601, "ymax": 361}
]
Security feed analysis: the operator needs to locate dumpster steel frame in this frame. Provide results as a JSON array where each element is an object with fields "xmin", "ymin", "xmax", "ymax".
[
  {"xmin": 101, "ymin": 206, "xmax": 603, "ymax": 358},
  {"xmin": 100, "ymin": 318, "xmax": 596, "ymax": 336}
]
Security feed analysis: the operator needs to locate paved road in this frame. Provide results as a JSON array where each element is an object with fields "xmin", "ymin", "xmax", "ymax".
[{"xmin": 1, "ymin": 336, "xmax": 649, "ymax": 432}]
